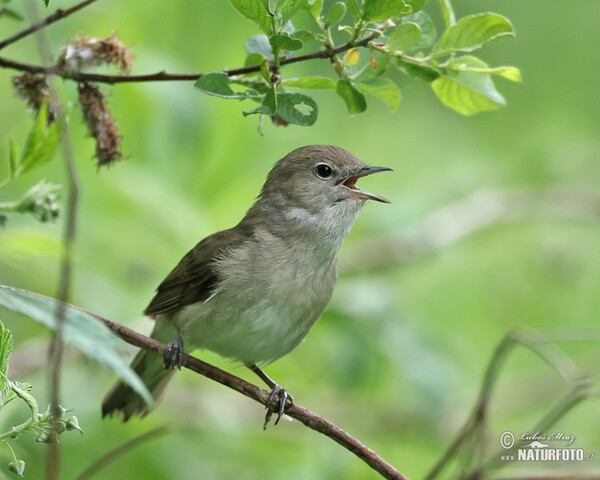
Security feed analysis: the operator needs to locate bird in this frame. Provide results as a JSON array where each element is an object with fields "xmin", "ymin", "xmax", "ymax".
[{"xmin": 102, "ymin": 145, "xmax": 391, "ymax": 426}]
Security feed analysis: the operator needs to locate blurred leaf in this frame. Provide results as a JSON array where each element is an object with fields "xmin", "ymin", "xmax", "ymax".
[
  {"xmin": 8, "ymin": 139, "xmax": 18, "ymax": 180},
  {"xmin": 404, "ymin": 0, "xmax": 424, "ymax": 14},
  {"xmin": 42, "ymin": 0, "xmax": 49, "ymax": 6},
  {"xmin": 243, "ymin": 85, "xmax": 277, "ymax": 116},
  {"xmin": 292, "ymin": 29, "xmax": 314, "ymax": 43},
  {"xmin": 438, "ymin": 0, "xmax": 455, "ymax": 26},
  {"xmin": 342, "ymin": 48, "xmax": 360, "ymax": 66},
  {"xmin": 362, "ymin": 0, "xmax": 411, "ymax": 22},
  {"xmin": 325, "ymin": 1, "xmax": 346, "ymax": 26},
  {"xmin": 279, "ymin": 0, "xmax": 306, "ymax": 22},
  {"xmin": 401, "ymin": 11, "xmax": 436, "ymax": 51},
  {"xmin": 244, "ymin": 52, "xmax": 266, "ymax": 66},
  {"xmin": 281, "ymin": 76, "xmax": 336, "ymax": 89},
  {"xmin": 276, "ymin": 92, "xmax": 318, "ymax": 125},
  {"xmin": 1, "ymin": 6, "xmax": 24, "ymax": 21},
  {"xmin": 388, "ymin": 22, "xmax": 420, "ymax": 51},
  {"xmin": 432, "ymin": 56, "xmax": 505, "ymax": 115},
  {"xmin": 245, "ymin": 34, "xmax": 274, "ymax": 61},
  {"xmin": 345, "ymin": 0, "xmax": 361, "ymax": 16},
  {"xmin": 432, "ymin": 13, "xmax": 515, "ymax": 56},
  {"xmin": 194, "ymin": 72, "xmax": 257, "ymax": 99},
  {"xmin": 336, "ymin": 80, "xmax": 367, "ymax": 114},
  {"xmin": 16, "ymin": 103, "xmax": 61, "ymax": 177},
  {"xmin": 396, "ymin": 58, "xmax": 439, "ymax": 82},
  {"xmin": 229, "ymin": 0, "xmax": 272, "ymax": 34},
  {"xmin": 355, "ymin": 77, "xmax": 401, "ymax": 109},
  {"xmin": 0, "ymin": 320, "xmax": 13, "ymax": 394},
  {"xmin": 0, "ymin": 285, "xmax": 154, "ymax": 408},
  {"xmin": 351, "ymin": 52, "xmax": 390, "ymax": 81},
  {"xmin": 269, "ymin": 33, "xmax": 303, "ymax": 51},
  {"xmin": 302, "ymin": 0, "xmax": 321, "ymax": 19},
  {"xmin": 453, "ymin": 63, "xmax": 522, "ymax": 82}
]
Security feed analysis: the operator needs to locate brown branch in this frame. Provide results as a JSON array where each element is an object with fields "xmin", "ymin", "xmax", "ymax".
[
  {"xmin": 0, "ymin": 33, "xmax": 378, "ymax": 84},
  {"xmin": 0, "ymin": 0, "xmax": 100, "ymax": 51},
  {"xmin": 49, "ymin": 304, "xmax": 406, "ymax": 480}
]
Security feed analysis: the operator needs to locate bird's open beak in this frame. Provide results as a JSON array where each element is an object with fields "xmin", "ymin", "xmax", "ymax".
[{"xmin": 341, "ymin": 166, "xmax": 393, "ymax": 203}]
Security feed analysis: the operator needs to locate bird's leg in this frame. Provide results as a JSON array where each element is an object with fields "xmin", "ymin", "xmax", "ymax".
[
  {"xmin": 247, "ymin": 363, "xmax": 294, "ymax": 429},
  {"xmin": 164, "ymin": 331, "xmax": 184, "ymax": 370}
]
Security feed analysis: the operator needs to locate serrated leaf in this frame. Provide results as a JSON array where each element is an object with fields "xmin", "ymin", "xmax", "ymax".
[
  {"xmin": 401, "ymin": 11, "xmax": 436, "ymax": 51},
  {"xmin": 17, "ymin": 103, "xmax": 61, "ymax": 177},
  {"xmin": 194, "ymin": 72, "xmax": 256, "ymax": 99},
  {"xmin": 229, "ymin": 0, "xmax": 272, "ymax": 34},
  {"xmin": 243, "ymin": 85, "xmax": 278, "ymax": 116},
  {"xmin": 432, "ymin": 13, "xmax": 515, "ymax": 56},
  {"xmin": 388, "ymin": 22, "xmax": 420, "ymax": 51},
  {"xmin": 355, "ymin": 77, "xmax": 401, "ymax": 109},
  {"xmin": 270, "ymin": 33, "xmax": 303, "ymax": 51},
  {"xmin": 281, "ymin": 76, "xmax": 336, "ymax": 89},
  {"xmin": 336, "ymin": 80, "xmax": 367, "ymax": 114},
  {"xmin": 0, "ymin": 320, "xmax": 13, "ymax": 394},
  {"xmin": 275, "ymin": 92, "xmax": 318, "ymax": 125},
  {"xmin": 0, "ymin": 285, "xmax": 154, "ymax": 407},
  {"xmin": 342, "ymin": 48, "xmax": 360, "ymax": 66},
  {"xmin": 431, "ymin": 56, "xmax": 505, "ymax": 115},
  {"xmin": 362, "ymin": 0, "xmax": 412, "ymax": 22},
  {"xmin": 325, "ymin": 1, "xmax": 346, "ymax": 26},
  {"xmin": 245, "ymin": 34, "xmax": 274, "ymax": 61},
  {"xmin": 302, "ymin": 0, "xmax": 321, "ymax": 19}
]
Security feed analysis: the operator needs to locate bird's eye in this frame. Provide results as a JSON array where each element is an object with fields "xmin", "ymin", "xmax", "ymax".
[{"xmin": 315, "ymin": 163, "xmax": 333, "ymax": 179}]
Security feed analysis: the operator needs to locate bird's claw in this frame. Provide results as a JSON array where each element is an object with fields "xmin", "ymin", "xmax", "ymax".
[
  {"xmin": 263, "ymin": 385, "xmax": 294, "ymax": 429},
  {"xmin": 163, "ymin": 332, "xmax": 184, "ymax": 370}
]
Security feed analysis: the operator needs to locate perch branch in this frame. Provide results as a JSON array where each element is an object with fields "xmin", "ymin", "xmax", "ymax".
[{"xmin": 0, "ymin": 0, "xmax": 100, "ymax": 51}]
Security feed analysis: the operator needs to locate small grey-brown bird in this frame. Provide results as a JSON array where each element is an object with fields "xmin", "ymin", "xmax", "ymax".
[{"xmin": 102, "ymin": 145, "xmax": 391, "ymax": 426}]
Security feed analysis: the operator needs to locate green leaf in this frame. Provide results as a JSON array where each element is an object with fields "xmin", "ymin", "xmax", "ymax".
[
  {"xmin": 362, "ymin": 0, "xmax": 412, "ymax": 22},
  {"xmin": 8, "ymin": 139, "xmax": 18, "ymax": 180},
  {"xmin": 281, "ymin": 76, "xmax": 336, "ymax": 89},
  {"xmin": 388, "ymin": 22, "xmax": 420, "ymax": 51},
  {"xmin": 404, "ymin": 0, "xmax": 424, "ymax": 14},
  {"xmin": 229, "ymin": 0, "xmax": 272, "ymax": 34},
  {"xmin": 401, "ymin": 11, "xmax": 436, "ymax": 51},
  {"xmin": 279, "ymin": 0, "xmax": 307, "ymax": 22},
  {"xmin": 355, "ymin": 77, "xmax": 401, "ymax": 109},
  {"xmin": 194, "ymin": 72, "xmax": 256, "ymax": 99},
  {"xmin": 325, "ymin": 1, "xmax": 346, "ymax": 26},
  {"xmin": 432, "ymin": 13, "xmax": 515, "ymax": 56},
  {"xmin": 0, "ymin": 285, "xmax": 154, "ymax": 408},
  {"xmin": 245, "ymin": 34, "xmax": 274, "ymax": 61},
  {"xmin": 292, "ymin": 29, "xmax": 314, "ymax": 43},
  {"xmin": 269, "ymin": 33, "xmax": 303, "ymax": 51},
  {"xmin": 42, "ymin": 0, "xmax": 49, "ymax": 6},
  {"xmin": 1, "ymin": 6, "xmax": 25, "ymax": 21},
  {"xmin": 276, "ymin": 92, "xmax": 318, "ymax": 126},
  {"xmin": 396, "ymin": 58, "xmax": 439, "ymax": 82},
  {"xmin": 244, "ymin": 85, "xmax": 278, "ymax": 116},
  {"xmin": 431, "ymin": 56, "xmax": 505, "ymax": 115},
  {"xmin": 0, "ymin": 320, "xmax": 13, "ymax": 394},
  {"xmin": 302, "ymin": 0, "xmax": 321, "ymax": 19},
  {"xmin": 0, "ymin": 285, "xmax": 154, "ymax": 405},
  {"xmin": 17, "ymin": 103, "xmax": 61, "ymax": 177},
  {"xmin": 453, "ymin": 63, "xmax": 521, "ymax": 82},
  {"xmin": 245, "ymin": 52, "xmax": 267, "ymax": 67},
  {"xmin": 336, "ymin": 80, "xmax": 367, "ymax": 114}
]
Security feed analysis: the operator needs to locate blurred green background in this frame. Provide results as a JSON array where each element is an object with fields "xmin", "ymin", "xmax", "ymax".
[{"xmin": 1, "ymin": 0, "xmax": 599, "ymax": 478}]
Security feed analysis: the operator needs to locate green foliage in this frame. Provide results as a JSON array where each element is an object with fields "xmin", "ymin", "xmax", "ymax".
[
  {"xmin": 0, "ymin": 286, "xmax": 154, "ymax": 408},
  {"xmin": 199, "ymin": 0, "xmax": 519, "ymax": 126},
  {"xmin": 0, "ymin": 0, "xmax": 24, "ymax": 22}
]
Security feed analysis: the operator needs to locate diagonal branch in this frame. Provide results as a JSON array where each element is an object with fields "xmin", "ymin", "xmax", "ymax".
[
  {"xmin": 63, "ymin": 304, "xmax": 407, "ymax": 480},
  {"xmin": 0, "ymin": 33, "xmax": 378, "ymax": 84},
  {"xmin": 0, "ymin": 0, "xmax": 100, "ymax": 52}
]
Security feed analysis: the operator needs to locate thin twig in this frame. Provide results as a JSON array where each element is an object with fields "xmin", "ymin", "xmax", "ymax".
[
  {"xmin": 75, "ymin": 426, "xmax": 169, "ymax": 480},
  {"xmin": 0, "ymin": 33, "xmax": 378, "ymax": 84},
  {"xmin": 0, "ymin": 0, "xmax": 100, "ymax": 51}
]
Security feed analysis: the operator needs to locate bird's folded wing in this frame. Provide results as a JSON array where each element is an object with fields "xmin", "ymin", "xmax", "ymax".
[{"xmin": 144, "ymin": 227, "xmax": 248, "ymax": 316}]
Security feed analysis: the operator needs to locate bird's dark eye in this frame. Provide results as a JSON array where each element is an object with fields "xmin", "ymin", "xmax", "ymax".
[{"xmin": 315, "ymin": 163, "xmax": 333, "ymax": 179}]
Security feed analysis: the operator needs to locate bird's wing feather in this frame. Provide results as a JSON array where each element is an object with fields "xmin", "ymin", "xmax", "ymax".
[{"xmin": 144, "ymin": 226, "xmax": 249, "ymax": 316}]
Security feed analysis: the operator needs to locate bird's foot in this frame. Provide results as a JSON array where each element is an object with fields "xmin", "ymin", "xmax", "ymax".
[
  {"xmin": 263, "ymin": 385, "xmax": 294, "ymax": 430},
  {"xmin": 163, "ymin": 332, "xmax": 184, "ymax": 370}
]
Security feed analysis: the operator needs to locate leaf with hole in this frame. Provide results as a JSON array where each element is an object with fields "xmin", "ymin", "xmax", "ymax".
[
  {"xmin": 0, "ymin": 285, "xmax": 154, "ymax": 407},
  {"xmin": 276, "ymin": 93, "xmax": 318, "ymax": 125},
  {"xmin": 432, "ymin": 13, "xmax": 515, "ymax": 57},
  {"xmin": 431, "ymin": 56, "xmax": 506, "ymax": 115}
]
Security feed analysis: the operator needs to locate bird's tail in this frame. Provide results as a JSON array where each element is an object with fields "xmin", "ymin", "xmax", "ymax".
[{"xmin": 102, "ymin": 318, "xmax": 177, "ymax": 421}]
